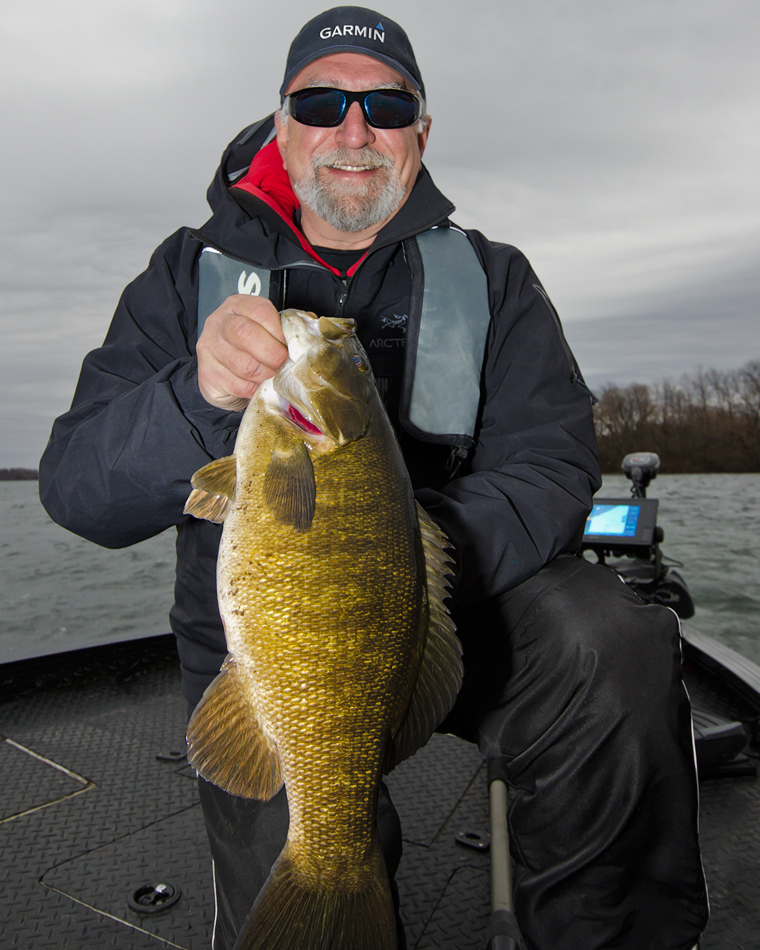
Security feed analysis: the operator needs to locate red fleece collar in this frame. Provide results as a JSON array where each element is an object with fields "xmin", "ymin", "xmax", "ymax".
[{"xmin": 231, "ymin": 140, "xmax": 369, "ymax": 278}]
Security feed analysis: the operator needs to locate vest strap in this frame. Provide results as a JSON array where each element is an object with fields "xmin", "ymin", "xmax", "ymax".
[{"xmin": 407, "ymin": 227, "xmax": 491, "ymax": 440}]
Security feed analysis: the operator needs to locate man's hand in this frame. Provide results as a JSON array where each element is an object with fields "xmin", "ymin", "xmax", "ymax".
[{"xmin": 196, "ymin": 295, "xmax": 289, "ymax": 410}]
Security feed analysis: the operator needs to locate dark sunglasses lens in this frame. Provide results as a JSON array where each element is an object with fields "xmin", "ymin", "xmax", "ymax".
[
  {"xmin": 364, "ymin": 91, "xmax": 419, "ymax": 128},
  {"xmin": 290, "ymin": 89, "xmax": 346, "ymax": 127},
  {"xmin": 289, "ymin": 89, "xmax": 420, "ymax": 129}
]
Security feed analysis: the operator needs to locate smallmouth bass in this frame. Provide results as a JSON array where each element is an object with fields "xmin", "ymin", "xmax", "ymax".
[{"xmin": 184, "ymin": 309, "xmax": 462, "ymax": 950}]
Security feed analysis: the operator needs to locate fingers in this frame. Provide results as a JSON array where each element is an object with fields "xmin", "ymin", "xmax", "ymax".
[{"xmin": 197, "ymin": 295, "xmax": 289, "ymax": 410}]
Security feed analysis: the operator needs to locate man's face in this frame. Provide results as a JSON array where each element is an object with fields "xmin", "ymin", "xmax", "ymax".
[{"xmin": 275, "ymin": 52, "xmax": 430, "ymax": 236}]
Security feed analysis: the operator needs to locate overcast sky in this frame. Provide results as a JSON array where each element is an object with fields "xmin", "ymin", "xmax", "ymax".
[{"xmin": 1, "ymin": 0, "xmax": 758, "ymax": 468}]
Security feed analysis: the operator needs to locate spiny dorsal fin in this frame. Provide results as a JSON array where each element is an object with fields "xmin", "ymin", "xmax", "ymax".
[
  {"xmin": 384, "ymin": 504, "xmax": 462, "ymax": 772},
  {"xmin": 184, "ymin": 455, "xmax": 237, "ymax": 523},
  {"xmin": 263, "ymin": 441, "xmax": 316, "ymax": 532},
  {"xmin": 187, "ymin": 655, "xmax": 284, "ymax": 801}
]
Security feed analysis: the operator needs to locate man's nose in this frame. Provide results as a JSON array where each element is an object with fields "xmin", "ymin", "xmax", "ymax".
[{"xmin": 335, "ymin": 101, "xmax": 376, "ymax": 148}]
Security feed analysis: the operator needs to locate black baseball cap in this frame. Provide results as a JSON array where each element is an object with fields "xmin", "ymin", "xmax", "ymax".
[{"xmin": 280, "ymin": 6, "xmax": 425, "ymax": 100}]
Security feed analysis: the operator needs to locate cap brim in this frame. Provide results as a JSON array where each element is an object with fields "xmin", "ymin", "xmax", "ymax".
[{"xmin": 279, "ymin": 47, "xmax": 423, "ymax": 99}]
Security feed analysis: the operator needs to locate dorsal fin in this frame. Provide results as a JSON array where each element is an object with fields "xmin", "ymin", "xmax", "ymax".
[{"xmin": 385, "ymin": 504, "xmax": 462, "ymax": 771}]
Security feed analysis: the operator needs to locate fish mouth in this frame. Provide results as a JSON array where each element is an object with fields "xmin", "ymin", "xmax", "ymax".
[
  {"xmin": 277, "ymin": 312, "xmax": 328, "ymax": 438},
  {"xmin": 281, "ymin": 311, "xmax": 320, "ymax": 362},
  {"xmin": 274, "ymin": 310, "xmax": 370, "ymax": 446},
  {"xmin": 287, "ymin": 404, "xmax": 322, "ymax": 436}
]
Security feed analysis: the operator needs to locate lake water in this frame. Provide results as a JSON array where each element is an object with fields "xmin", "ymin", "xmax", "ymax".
[
  {"xmin": 1, "ymin": 475, "xmax": 759, "ymax": 666},
  {"xmin": 1, "ymin": 481, "xmax": 177, "ymax": 662}
]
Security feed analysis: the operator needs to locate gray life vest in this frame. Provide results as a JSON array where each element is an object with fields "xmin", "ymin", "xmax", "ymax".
[{"xmin": 197, "ymin": 225, "xmax": 492, "ymax": 444}]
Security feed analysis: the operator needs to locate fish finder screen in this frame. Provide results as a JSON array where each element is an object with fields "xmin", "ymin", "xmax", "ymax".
[{"xmin": 584, "ymin": 504, "xmax": 641, "ymax": 538}]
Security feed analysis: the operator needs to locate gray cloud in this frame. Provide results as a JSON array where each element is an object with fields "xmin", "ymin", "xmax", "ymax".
[
  {"xmin": 1, "ymin": 0, "xmax": 758, "ymax": 466},
  {"xmin": 566, "ymin": 255, "xmax": 760, "ymax": 389}
]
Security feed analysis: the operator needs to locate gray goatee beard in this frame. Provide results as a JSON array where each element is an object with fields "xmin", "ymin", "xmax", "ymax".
[{"xmin": 293, "ymin": 148, "xmax": 406, "ymax": 233}]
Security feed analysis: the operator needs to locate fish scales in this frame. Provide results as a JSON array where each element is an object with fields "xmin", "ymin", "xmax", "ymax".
[
  {"xmin": 184, "ymin": 310, "xmax": 462, "ymax": 950},
  {"xmin": 227, "ymin": 422, "xmax": 424, "ymax": 880}
]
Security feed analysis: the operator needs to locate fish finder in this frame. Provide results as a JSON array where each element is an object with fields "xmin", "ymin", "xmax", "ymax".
[
  {"xmin": 582, "ymin": 497, "xmax": 659, "ymax": 552},
  {"xmin": 583, "ymin": 451, "xmax": 662, "ymax": 558}
]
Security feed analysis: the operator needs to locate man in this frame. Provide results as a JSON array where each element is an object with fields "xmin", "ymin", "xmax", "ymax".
[{"xmin": 39, "ymin": 7, "xmax": 708, "ymax": 949}]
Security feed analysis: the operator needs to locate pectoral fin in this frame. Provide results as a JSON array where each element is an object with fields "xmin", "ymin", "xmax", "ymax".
[
  {"xmin": 184, "ymin": 455, "xmax": 237, "ymax": 523},
  {"xmin": 385, "ymin": 504, "xmax": 462, "ymax": 771},
  {"xmin": 187, "ymin": 655, "xmax": 284, "ymax": 801},
  {"xmin": 263, "ymin": 440, "xmax": 316, "ymax": 532}
]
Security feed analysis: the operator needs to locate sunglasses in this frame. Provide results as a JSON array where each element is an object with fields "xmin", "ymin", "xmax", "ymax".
[{"xmin": 284, "ymin": 87, "xmax": 423, "ymax": 129}]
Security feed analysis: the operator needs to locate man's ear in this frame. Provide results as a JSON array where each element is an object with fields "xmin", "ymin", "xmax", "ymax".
[
  {"xmin": 274, "ymin": 111, "xmax": 289, "ymax": 169},
  {"xmin": 417, "ymin": 114, "xmax": 432, "ymax": 159}
]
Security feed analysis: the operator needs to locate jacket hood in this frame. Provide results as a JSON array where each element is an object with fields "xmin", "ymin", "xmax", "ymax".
[{"xmin": 200, "ymin": 114, "xmax": 456, "ymax": 269}]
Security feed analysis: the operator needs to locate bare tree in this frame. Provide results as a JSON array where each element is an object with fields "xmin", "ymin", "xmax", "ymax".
[{"xmin": 593, "ymin": 360, "xmax": 760, "ymax": 472}]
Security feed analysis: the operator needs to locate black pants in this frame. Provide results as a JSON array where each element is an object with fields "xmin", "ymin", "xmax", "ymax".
[{"xmin": 197, "ymin": 555, "xmax": 708, "ymax": 949}]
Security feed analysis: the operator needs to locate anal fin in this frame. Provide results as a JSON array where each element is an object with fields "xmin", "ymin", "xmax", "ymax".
[{"xmin": 187, "ymin": 655, "xmax": 283, "ymax": 800}]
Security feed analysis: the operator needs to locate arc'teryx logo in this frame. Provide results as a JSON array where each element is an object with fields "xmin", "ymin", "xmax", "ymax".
[
  {"xmin": 380, "ymin": 314, "xmax": 407, "ymax": 332},
  {"xmin": 319, "ymin": 22, "xmax": 385, "ymax": 43},
  {"xmin": 369, "ymin": 313, "xmax": 407, "ymax": 349}
]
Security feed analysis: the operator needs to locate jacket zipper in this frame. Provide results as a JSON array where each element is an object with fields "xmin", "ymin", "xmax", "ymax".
[
  {"xmin": 335, "ymin": 278, "xmax": 352, "ymax": 317},
  {"xmin": 329, "ymin": 217, "xmax": 450, "ymax": 318}
]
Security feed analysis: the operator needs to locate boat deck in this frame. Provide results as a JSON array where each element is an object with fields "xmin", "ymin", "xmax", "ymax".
[{"xmin": 1, "ymin": 635, "xmax": 759, "ymax": 949}]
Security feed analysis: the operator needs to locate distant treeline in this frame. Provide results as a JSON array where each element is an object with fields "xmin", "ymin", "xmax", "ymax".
[
  {"xmin": 594, "ymin": 360, "xmax": 760, "ymax": 473},
  {"xmin": 0, "ymin": 468, "xmax": 38, "ymax": 481}
]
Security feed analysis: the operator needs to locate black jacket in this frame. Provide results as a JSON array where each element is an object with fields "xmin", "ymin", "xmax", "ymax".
[{"xmin": 39, "ymin": 117, "xmax": 601, "ymax": 707}]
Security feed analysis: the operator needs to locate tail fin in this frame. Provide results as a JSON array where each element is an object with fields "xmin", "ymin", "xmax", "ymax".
[{"xmin": 233, "ymin": 843, "xmax": 397, "ymax": 950}]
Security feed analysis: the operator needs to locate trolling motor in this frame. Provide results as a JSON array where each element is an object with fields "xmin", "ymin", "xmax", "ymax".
[
  {"xmin": 622, "ymin": 451, "xmax": 661, "ymax": 497},
  {"xmin": 582, "ymin": 452, "xmax": 694, "ymax": 619}
]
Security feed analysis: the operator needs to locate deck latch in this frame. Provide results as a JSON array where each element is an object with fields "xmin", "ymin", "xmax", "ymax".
[{"xmin": 127, "ymin": 881, "xmax": 182, "ymax": 915}]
